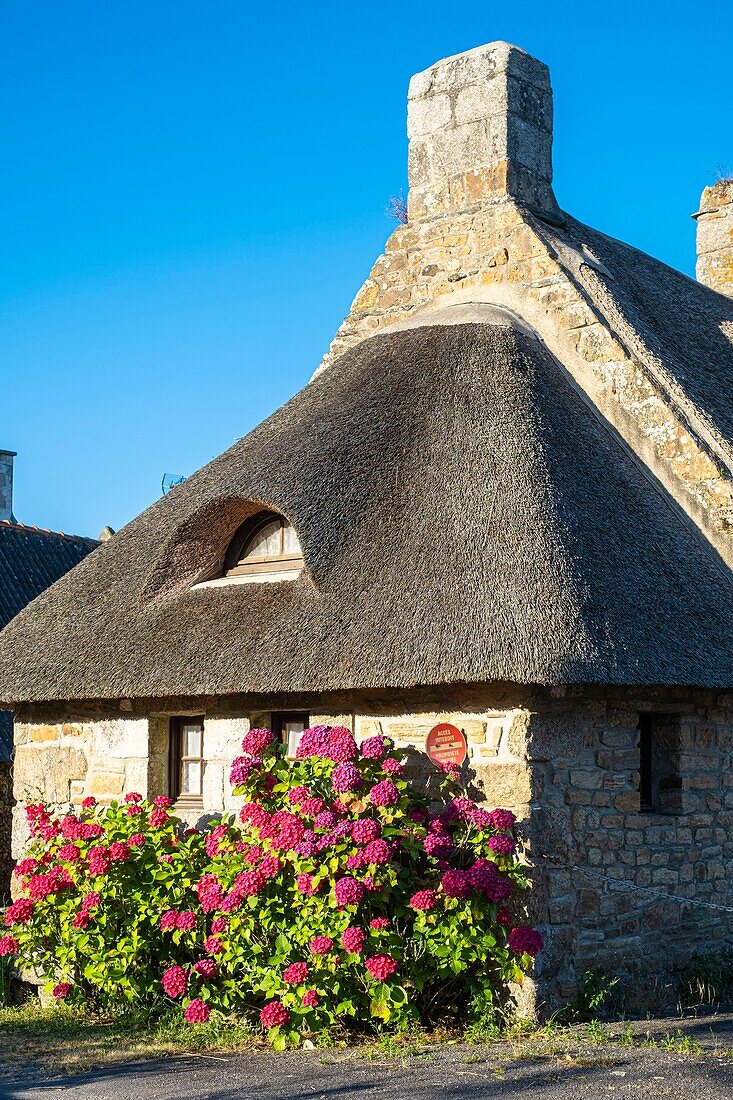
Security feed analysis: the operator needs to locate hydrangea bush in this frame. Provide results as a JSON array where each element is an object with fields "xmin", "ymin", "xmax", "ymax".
[{"xmin": 6, "ymin": 726, "xmax": 543, "ymax": 1047}]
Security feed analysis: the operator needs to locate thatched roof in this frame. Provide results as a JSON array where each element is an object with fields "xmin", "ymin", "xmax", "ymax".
[{"xmin": 1, "ymin": 305, "xmax": 733, "ymax": 705}]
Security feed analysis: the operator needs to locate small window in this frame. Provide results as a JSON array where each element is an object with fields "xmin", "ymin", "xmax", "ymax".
[
  {"xmin": 223, "ymin": 511, "xmax": 303, "ymax": 580},
  {"xmin": 170, "ymin": 717, "xmax": 205, "ymax": 804},
  {"xmin": 638, "ymin": 713, "xmax": 681, "ymax": 814},
  {"xmin": 273, "ymin": 712, "xmax": 309, "ymax": 759}
]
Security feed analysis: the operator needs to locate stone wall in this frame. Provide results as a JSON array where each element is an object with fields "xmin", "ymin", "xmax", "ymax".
[
  {"xmin": 13, "ymin": 686, "xmax": 733, "ymax": 1012},
  {"xmin": 695, "ymin": 179, "xmax": 733, "ymax": 297},
  {"xmin": 526, "ymin": 690, "xmax": 733, "ymax": 1010}
]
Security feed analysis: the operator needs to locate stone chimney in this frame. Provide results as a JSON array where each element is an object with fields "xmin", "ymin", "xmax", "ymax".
[
  {"xmin": 694, "ymin": 180, "xmax": 733, "ymax": 296},
  {"xmin": 0, "ymin": 450, "xmax": 16, "ymax": 523},
  {"xmin": 407, "ymin": 42, "xmax": 558, "ymax": 222}
]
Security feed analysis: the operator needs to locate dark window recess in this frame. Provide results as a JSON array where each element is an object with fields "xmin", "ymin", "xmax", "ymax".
[
  {"xmin": 638, "ymin": 713, "xmax": 682, "ymax": 814},
  {"xmin": 169, "ymin": 717, "xmax": 205, "ymax": 803},
  {"xmin": 272, "ymin": 712, "xmax": 310, "ymax": 759},
  {"xmin": 223, "ymin": 511, "xmax": 303, "ymax": 578}
]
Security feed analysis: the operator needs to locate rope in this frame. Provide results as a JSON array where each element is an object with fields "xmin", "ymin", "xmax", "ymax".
[{"xmin": 571, "ymin": 864, "xmax": 733, "ymax": 914}]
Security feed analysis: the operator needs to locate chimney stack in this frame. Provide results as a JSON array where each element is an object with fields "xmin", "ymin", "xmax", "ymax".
[
  {"xmin": 694, "ymin": 180, "xmax": 733, "ymax": 297},
  {"xmin": 407, "ymin": 42, "xmax": 558, "ymax": 222},
  {"xmin": 0, "ymin": 451, "xmax": 16, "ymax": 523}
]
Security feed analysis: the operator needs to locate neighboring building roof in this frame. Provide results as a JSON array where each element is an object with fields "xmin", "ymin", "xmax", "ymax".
[
  {"xmin": 1, "ymin": 308, "xmax": 733, "ymax": 705},
  {"xmin": 0, "ymin": 521, "xmax": 98, "ymax": 628},
  {"xmin": 0, "ymin": 521, "xmax": 97, "ymax": 754}
]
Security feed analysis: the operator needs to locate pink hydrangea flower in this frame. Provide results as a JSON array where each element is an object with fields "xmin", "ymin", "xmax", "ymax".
[
  {"xmin": 508, "ymin": 926, "xmax": 543, "ymax": 958},
  {"xmin": 154, "ymin": 796, "xmax": 173, "ymax": 809},
  {"xmin": 233, "ymin": 869, "xmax": 266, "ymax": 897},
  {"xmin": 360, "ymin": 736, "xmax": 387, "ymax": 760},
  {"xmin": 81, "ymin": 796, "xmax": 96, "ymax": 810},
  {"xmin": 57, "ymin": 844, "xmax": 81, "ymax": 863},
  {"xmin": 409, "ymin": 889, "xmax": 437, "ymax": 911},
  {"xmin": 441, "ymin": 869, "xmax": 472, "ymax": 900},
  {"xmin": 14, "ymin": 858, "xmax": 38, "ymax": 877},
  {"xmin": 81, "ymin": 892, "xmax": 100, "ymax": 911},
  {"xmin": 53, "ymin": 981, "xmax": 72, "ymax": 999},
  {"xmin": 490, "ymin": 808, "xmax": 516, "ymax": 831},
  {"xmin": 302, "ymin": 989, "xmax": 320, "ymax": 1008},
  {"xmin": 369, "ymin": 917, "xmax": 390, "ymax": 931},
  {"xmin": 310, "ymin": 936, "xmax": 333, "ymax": 956},
  {"xmin": 260, "ymin": 1001, "xmax": 290, "ymax": 1029},
  {"xmin": 197, "ymin": 874, "xmax": 224, "ymax": 912},
  {"xmin": 124, "ymin": 792, "xmax": 142, "ymax": 803},
  {"xmin": 363, "ymin": 839, "xmax": 391, "ymax": 866},
  {"xmin": 242, "ymin": 728, "xmax": 274, "ymax": 757},
  {"xmin": 489, "ymin": 834, "xmax": 516, "ymax": 856},
  {"xmin": 369, "ymin": 780, "xmax": 398, "ymax": 808},
  {"xmin": 73, "ymin": 911, "xmax": 91, "ymax": 930},
  {"xmin": 364, "ymin": 954, "xmax": 398, "ymax": 981},
  {"xmin": 334, "ymin": 877, "xmax": 365, "ymax": 907},
  {"xmin": 160, "ymin": 910, "xmax": 178, "ymax": 931},
  {"xmin": 288, "ymin": 786, "xmax": 310, "ymax": 805},
  {"xmin": 470, "ymin": 808, "xmax": 493, "ymax": 829},
  {"xmin": 149, "ymin": 807, "xmax": 169, "ymax": 828},
  {"xmin": 382, "ymin": 758, "xmax": 404, "ymax": 775},
  {"xmin": 211, "ymin": 917, "xmax": 228, "ymax": 934},
  {"xmin": 184, "ymin": 998, "xmax": 211, "ymax": 1023},
  {"xmin": 161, "ymin": 965, "xmax": 188, "ymax": 998},
  {"xmin": 127, "ymin": 805, "xmax": 143, "ymax": 816},
  {"xmin": 205, "ymin": 935, "xmax": 224, "ymax": 955},
  {"xmin": 282, "ymin": 962, "xmax": 309, "ymax": 984},
  {"xmin": 177, "ymin": 911, "xmax": 197, "ymax": 931},
  {"xmin": 193, "ymin": 959, "xmax": 218, "ymax": 979},
  {"xmin": 108, "ymin": 841, "xmax": 130, "ymax": 862},
  {"xmin": 5, "ymin": 899, "xmax": 34, "ymax": 926},
  {"xmin": 129, "ymin": 833, "xmax": 145, "ymax": 847},
  {"xmin": 0, "ymin": 935, "xmax": 18, "ymax": 956},
  {"xmin": 497, "ymin": 906, "xmax": 512, "ymax": 927},
  {"xmin": 331, "ymin": 763, "xmax": 363, "ymax": 793},
  {"xmin": 351, "ymin": 819, "xmax": 382, "ymax": 845},
  {"xmin": 341, "ymin": 926, "xmax": 366, "ymax": 954}
]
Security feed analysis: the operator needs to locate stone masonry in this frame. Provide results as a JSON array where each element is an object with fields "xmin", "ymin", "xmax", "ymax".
[
  {"xmin": 695, "ymin": 179, "xmax": 733, "ymax": 298},
  {"xmin": 13, "ymin": 684, "xmax": 733, "ymax": 1012},
  {"xmin": 318, "ymin": 44, "xmax": 733, "ymax": 566}
]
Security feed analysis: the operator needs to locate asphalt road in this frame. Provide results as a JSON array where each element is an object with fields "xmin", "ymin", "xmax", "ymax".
[{"xmin": 3, "ymin": 1039, "xmax": 733, "ymax": 1100}]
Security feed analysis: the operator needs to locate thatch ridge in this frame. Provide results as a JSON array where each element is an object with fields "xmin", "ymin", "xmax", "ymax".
[{"xmin": 1, "ymin": 317, "xmax": 733, "ymax": 704}]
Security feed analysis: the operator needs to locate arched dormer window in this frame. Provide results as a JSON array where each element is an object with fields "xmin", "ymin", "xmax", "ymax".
[{"xmin": 222, "ymin": 510, "xmax": 303, "ymax": 582}]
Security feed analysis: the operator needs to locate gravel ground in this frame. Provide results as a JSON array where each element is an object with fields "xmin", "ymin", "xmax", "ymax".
[{"xmin": 3, "ymin": 1015, "xmax": 733, "ymax": 1100}]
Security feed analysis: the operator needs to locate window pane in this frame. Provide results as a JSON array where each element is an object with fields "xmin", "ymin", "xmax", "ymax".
[
  {"xmin": 182, "ymin": 724, "xmax": 201, "ymax": 757},
  {"xmin": 182, "ymin": 760, "xmax": 201, "ymax": 795},
  {"xmin": 244, "ymin": 520, "xmax": 281, "ymax": 559},
  {"xmin": 283, "ymin": 524, "xmax": 301, "ymax": 555},
  {"xmin": 286, "ymin": 721, "xmax": 306, "ymax": 757}
]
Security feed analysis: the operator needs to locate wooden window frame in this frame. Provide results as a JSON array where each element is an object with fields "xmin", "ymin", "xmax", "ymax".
[
  {"xmin": 272, "ymin": 712, "xmax": 310, "ymax": 759},
  {"xmin": 638, "ymin": 713, "xmax": 654, "ymax": 813},
  {"xmin": 169, "ymin": 717, "xmax": 205, "ymax": 806},
  {"xmin": 224, "ymin": 511, "xmax": 303, "ymax": 578}
]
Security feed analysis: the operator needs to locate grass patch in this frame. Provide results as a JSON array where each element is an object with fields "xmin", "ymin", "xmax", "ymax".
[{"xmin": 0, "ymin": 1002, "xmax": 260, "ymax": 1076}]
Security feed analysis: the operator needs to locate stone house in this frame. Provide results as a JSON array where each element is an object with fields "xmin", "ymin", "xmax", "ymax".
[
  {"xmin": 1, "ymin": 41, "xmax": 733, "ymax": 1010},
  {"xmin": 0, "ymin": 450, "xmax": 98, "ymax": 895}
]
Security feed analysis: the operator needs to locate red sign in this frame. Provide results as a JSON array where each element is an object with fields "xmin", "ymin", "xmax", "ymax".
[{"xmin": 426, "ymin": 723, "xmax": 467, "ymax": 767}]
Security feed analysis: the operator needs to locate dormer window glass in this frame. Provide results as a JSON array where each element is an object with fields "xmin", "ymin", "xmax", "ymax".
[{"xmin": 223, "ymin": 511, "xmax": 303, "ymax": 579}]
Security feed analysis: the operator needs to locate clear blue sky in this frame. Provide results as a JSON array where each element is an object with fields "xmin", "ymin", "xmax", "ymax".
[{"xmin": 2, "ymin": 1, "xmax": 730, "ymax": 537}]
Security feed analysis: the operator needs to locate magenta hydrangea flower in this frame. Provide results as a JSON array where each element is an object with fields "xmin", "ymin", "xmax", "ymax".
[
  {"xmin": 382, "ymin": 758, "xmax": 404, "ymax": 775},
  {"xmin": 282, "ymin": 962, "xmax": 309, "ymax": 984},
  {"xmin": 341, "ymin": 926, "xmax": 366, "ymax": 954},
  {"xmin": 302, "ymin": 989, "xmax": 320, "ymax": 1008},
  {"xmin": 490, "ymin": 808, "xmax": 516, "ymax": 831},
  {"xmin": 369, "ymin": 780, "xmax": 398, "ymax": 808},
  {"xmin": 193, "ymin": 959, "xmax": 218, "ymax": 979},
  {"xmin": 177, "ymin": 911, "xmax": 197, "ymax": 931},
  {"xmin": 53, "ymin": 981, "xmax": 72, "ymax": 999},
  {"xmin": 161, "ymin": 965, "xmax": 188, "ymax": 998},
  {"xmin": 351, "ymin": 818, "xmax": 382, "ymax": 845},
  {"xmin": 508, "ymin": 926, "xmax": 544, "ymax": 957},
  {"xmin": 409, "ymin": 889, "xmax": 437, "ymax": 911},
  {"xmin": 233, "ymin": 869, "xmax": 265, "ymax": 897},
  {"xmin": 108, "ymin": 841, "xmax": 130, "ymax": 862},
  {"xmin": 310, "ymin": 936, "xmax": 333, "ymax": 955},
  {"xmin": 242, "ymin": 728, "xmax": 274, "ymax": 757},
  {"xmin": 288, "ymin": 786, "xmax": 310, "ymax": 805},
  {"xmin": 205, "ymin": 935, "xmax": 224, "ymax": 955},
  {"xmin": 129, "ymin": 833, "xmax": 145, "ymax": 847},
  {"xmin": 211, "ymin": 917, "xmax": 228, "ymax": 934},
  {"xmin": 0, "ymin": 935, "xmax": 18, "ymax": 956},
  {"xmin": 57, "ymin": 843, "xmax": 81, "ymax": 863},
  {"xmin": 296, "ymin": 873, "xmax": 319, "ymax": 896},
  {"xmin": 441, "ymin": 869, "xmax": 472, "ymax": 900},
  {"xmin": 363, "ymin": 839, "xmax": 391, "ymax": 865},
  {"xmin": 184, "ymin": 997, "xmax": 211, "ymax": 1023},
  {"xmin": 5, "ymin": 899, "xmax": 33, "ymax": 926},
  {"xmin": 149, "ymin": 807, "xmax": 169, "ymax": 828},
  {"xmin": 497, "ymin": 906, "xmax": 512, "ymax": 927},
  {"xmin": 470, "ymin": 808, "xmax": 493, "ymax": 829},
  {"xmin": 230, "ymin": 756, "xmax": 258, "ymax": 787},
  {"xmin": 331, "ymin": 763, "xmax": 363, "ymax": 793},
  {"xmin": 364, "ymin": 954, "xmax": 398, "ymax": 981},
  {"xmin": 124, "ymin": 792, "xmax": 142, "ymax": 803},
  {"xmin": 489, "ymin": 834, "xmax": 516, "ymax": 856},
  {"xmin": 423, "ymin": 833, "xmax": 455, "ymax": 859},
  {"xmin": 360, "ymin": 736, "xmax": 387, "ymax": 760},
  {"xmin": 260, "ymin": 1001, "xmax": 290, "ymax": 1028},
  {"xmin": 335, "ymin": 877, "xmax": 365, "ymax": 907},
  {"xmin": 369, "ymin": 917, "xmax": 390, "ymax": 931},
  {"xmin": 160, "ymin": 910, "xmax": 178, "ymax": 931}
]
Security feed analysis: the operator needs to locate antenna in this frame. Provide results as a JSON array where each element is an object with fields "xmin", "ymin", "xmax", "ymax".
[{"xmin": 161, "ymin": 473, "xmax": 187, "ymax": 495}]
